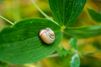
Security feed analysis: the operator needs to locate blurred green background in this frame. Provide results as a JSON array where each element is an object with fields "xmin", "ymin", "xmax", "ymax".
[{"xmin": 0, "ymin": 0, "xmax": 101, "ymax": 67}]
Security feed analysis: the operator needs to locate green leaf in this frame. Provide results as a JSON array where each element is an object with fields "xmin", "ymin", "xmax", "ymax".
[
  {"xmin": 71, "ymin": 53, "xmax": 80, "ymax": 67},
  {"xmin": 49, "ymin": 0, "xmax": 86, "ymax": 26},
  {"xmin": 57, "ymin": 47, "xmax": 69, "ymax": 57},
  {"xmin": 69, "ymin": 38, "xmax": 77, "ymax": 50},
  {"xmin": 65, "ymin": 25, "xmax": 101, "ymax": 38},
  {"xmin": 88, "ymin": 8, "xmax": 101, "ymax": 22},
  {"xmin": 0, "ymin": 18, "xmax": 62, "ymax": 64}
]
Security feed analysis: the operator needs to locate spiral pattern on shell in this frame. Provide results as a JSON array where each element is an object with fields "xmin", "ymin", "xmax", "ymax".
[{"xmin": 39, "ymin": 28, "xmax": 55, "ymax": 44}]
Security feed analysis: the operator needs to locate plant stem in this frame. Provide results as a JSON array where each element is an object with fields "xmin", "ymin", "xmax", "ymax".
[
  {"xmin": 31, "ymin": 0, "xmax": 49, "ymax": 19},
  {"xmin": 31, "ymin": 0, "xmax": 60, "ymax": 26},
  {"xmin": 0, "ymin": 15, "xmax": 14, "ymax": 25}
]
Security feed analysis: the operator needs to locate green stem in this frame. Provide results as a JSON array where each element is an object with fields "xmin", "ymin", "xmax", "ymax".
[
  {"xmin": 31, "ymin": 0, "xmax": 49, "ymax": 18},
  {"xmin": 0, "ymin": 15, "xmax": 14, "ymax": 25},
  {"xmin": 31, "ymin": 0, "xmax": 60, "ymax": 26}
]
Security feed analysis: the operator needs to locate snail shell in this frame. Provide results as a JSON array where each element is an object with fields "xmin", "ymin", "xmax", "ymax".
[{"xmin": 39, "ymin": 28, "xmax": 55, "ymax": 44}]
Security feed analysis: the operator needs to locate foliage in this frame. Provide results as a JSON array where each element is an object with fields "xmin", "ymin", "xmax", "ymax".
[
  {"xmin": 49, "ymin": 0, "xmax": 86, "ymax": 26},
  {"xmin": 0, "ymin": 18, "xmax": 62, "ymax": 64},
  {"xmin": 0, "ymin": 0, "xmax": 101, "ymax": 67},
  {"xmin": 88, "ymin": 8, "xmax": 101, "ymax": 22}
]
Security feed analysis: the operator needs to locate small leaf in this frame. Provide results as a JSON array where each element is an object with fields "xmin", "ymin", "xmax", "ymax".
[
  {"xmin": 69, "ymin": 38, "xmax": 77, "ymax": 50},
  {"xmin": 57, "ymin": 47, "xmax": 69, "ymax": 57},
  {"xmin": 0, "ymin": 18, "xmax": 62, "ymax": 64},
  {"xmin": 49, "ymin": 0, "xmax": 86, "ymax": 26},
  {"xmin": 71, "ymin": 53, "xmax": 80, "ymax": 67},
  {"xmin": 88, "ymin": 8, "xmax": 101, "ymax": 22},
  {"xmin": 65, "ymin": 25, "xmax": 101, "ymax": 38}
]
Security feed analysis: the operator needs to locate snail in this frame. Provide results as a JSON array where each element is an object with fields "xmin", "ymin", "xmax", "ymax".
[{"xmin": 39, "ymin": 28, "xmax": 55, "ymax": 44}]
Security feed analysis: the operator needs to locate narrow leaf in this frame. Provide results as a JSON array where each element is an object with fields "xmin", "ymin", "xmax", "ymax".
[
  {"xmin": 69, "ymin": 38, "xmax": 78, "ymax": 50},
  {"xmin": 65, "ymin": 25, "xmax": 101, "ymax": 38},
  {"xmin": 71, "ymin": 53, "xmax": 80, "ymax": 67},
  {"xmin": 0, "ymin": 18, "xmax": 62, "ymax": 64},
  {"xmin": 88, "ymin": 8, "xmax": 101, "ymax": 22},
  {"xmin": 49, "ymin": 0, "xmax": 86, "ymax": 26}
]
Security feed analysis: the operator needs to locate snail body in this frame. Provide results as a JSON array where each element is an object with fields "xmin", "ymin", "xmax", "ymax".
[{"xmin": 39, "ymin": 28, "xmax": 55, "ymax": 44}]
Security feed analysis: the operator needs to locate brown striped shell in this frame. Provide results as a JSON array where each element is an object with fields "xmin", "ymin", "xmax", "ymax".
[{"xmin": 39, "ymin": 28, "xmax": 55, "ymax": 44}]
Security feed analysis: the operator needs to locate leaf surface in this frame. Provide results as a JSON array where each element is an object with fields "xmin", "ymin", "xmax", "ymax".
[
  {"xmin": 71, "ymin": 54, "xmax": 80, "ymax": 67},
  {"xmin": 65, "ymin": 25, "xmax": 101, "ymax": 38},
  {"xmin": 88, "ymin": 8, "xmax": 101, "ymax": 22},
  {"xmin": 69, "ymin": 38, "xmax": 77, "ymax": 50},
  {"xmin": 0, "ymin": 18, "xmax": 62, "ymax": 64},
  {"xmin": 49, "ymin": 0, "xmax": 86, "ymax": 26}
]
